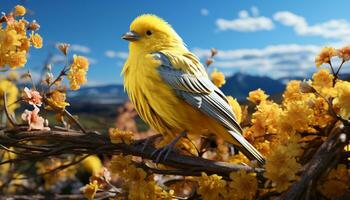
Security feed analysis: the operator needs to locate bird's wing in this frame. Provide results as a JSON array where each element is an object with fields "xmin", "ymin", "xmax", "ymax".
[
  {"xmin": 154, "ymin": 51, "xmax": 265, "ymax": 165},
  {"xmin": 153, "ymin": 51, "xmax": 242, "ymax": 135}
]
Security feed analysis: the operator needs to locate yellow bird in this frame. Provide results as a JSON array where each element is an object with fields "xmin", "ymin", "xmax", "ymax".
[{"xmin": 121, "ymin": 14, "xmax": 265, "ymax": 165}]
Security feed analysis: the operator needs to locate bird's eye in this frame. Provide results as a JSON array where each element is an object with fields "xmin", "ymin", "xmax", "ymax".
[{"xmin": 146, "ymin": 30, "xmax": 152, "ymax": 36}]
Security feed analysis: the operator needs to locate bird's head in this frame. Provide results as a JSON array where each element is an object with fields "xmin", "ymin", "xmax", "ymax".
[{"xmin": 122, "ymin": 14, "xmax": 185, "ymax": 53}]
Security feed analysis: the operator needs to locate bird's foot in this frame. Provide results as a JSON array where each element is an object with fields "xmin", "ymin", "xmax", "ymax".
[
  {"xmin": 151, "ymin": 131, "xmax": 187, "ymax": 163},
  {"xmin": 133, "ymin": 134, "xmax": 162, "ymax": 152}
]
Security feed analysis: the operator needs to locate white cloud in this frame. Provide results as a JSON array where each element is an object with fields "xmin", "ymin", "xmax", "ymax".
[
  {"xmin": 49, "ymin": 54, "xmax": 66, "ymax": 64},
  {"xmin": 70, "ymin": 44, "xmax": 91, "ymax": 54},
  {"xmin": 200, "ymin": 8, "xmax": 209, "ymax": 16},
  {"xmin": 104, "ymin": 50, "xmax": 128, "ymax": 59},
  {"xmin": 216, "ymin": 7, "xmax": 274, "ymax": 32},
  {"xmin": 274, "ymin": 11, "xmax": 350, "ymax": 42},
  {"xmin": 105, "ymin": 50, "xmax": 116, "ymax": 58},
  {"xmin": 192, "ymin": 44, "xmax": 320, "ymax": 79},
  {"xmin": 86, "ymin": 57, "xmax": 97, "ymax": 65}
]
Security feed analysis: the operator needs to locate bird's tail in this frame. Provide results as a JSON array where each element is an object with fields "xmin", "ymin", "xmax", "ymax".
[{"xmin": 228, "ymin": 130, "xmax": 265, "ymax": 166}]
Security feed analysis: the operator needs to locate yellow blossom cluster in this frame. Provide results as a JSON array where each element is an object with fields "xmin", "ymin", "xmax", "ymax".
[
  {"xmin": 109, "ymin": 128, "xmax": 133, "ymax": 144},
  {"xmin": 83, "ymin": 180, "xmax": 99, "ymax": 200},
  {"xmin": 109, "ymin": 154, "xmax": 174, "ymax": 199},
  {"xmin": 46, "ymin": 90, "xmax": 70, "ymax": 111},
  {"xmin": 67, "ymin": 55, "xmax": 89, "ymax": 90},
  {"xmin": 196, "ymin": 171, "xmax": 258, "ymax": 200},
  {"xmin": 211, "ymin": 69, "xmax": 226, "ymax": 88},
  {"xmin": 247, "ymin": 88, "xmax": 269, "ymax": 104},
  {"xmin": 196, "ymin": 172, "xmax": 228, "ymax": 200},
  {"xmin": 0, "ymin": 5, "xmax": 42, "ymax": 69},
  {"xmin": 315, "ymin": 47, "xmax": 336, "ymax": 67},
  {"xmin": 333, "ymin": 80, "xmax": 350, "ymax": 119},
  {"xmin": 264, "ymin": 136, "xmax": 302, "ymax": 192}
]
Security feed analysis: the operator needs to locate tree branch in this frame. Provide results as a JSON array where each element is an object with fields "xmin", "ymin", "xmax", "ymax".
[
  {"xmin": 281, "ymin": 126, "xmax": 349, "ymax": 200},
  {"xmin": 0, "ymin": 127, "xmax": 263, "ymax": 178}
]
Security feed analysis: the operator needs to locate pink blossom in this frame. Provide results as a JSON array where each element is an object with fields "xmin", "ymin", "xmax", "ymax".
[
  {"xmin": 21, "ymin": 107, "xmax": 50, "ymax": 131},
  {"xmin": 22, "ymin": 87, "xmax": 42, "ymax": 106}
]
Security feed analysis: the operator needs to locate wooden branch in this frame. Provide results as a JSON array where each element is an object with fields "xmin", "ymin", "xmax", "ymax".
[
  {"xmin": 281, "ymin": 126, "xmax": 349, "ymax": 200},
  {"xmin": 0, "ymin": 127, "xmax": 264, "ymax": 178}
]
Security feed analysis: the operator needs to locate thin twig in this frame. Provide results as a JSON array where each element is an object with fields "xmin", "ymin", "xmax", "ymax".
[
  {"xmin": 3, "ymin": 92, "xmax": 16, "ymax": 127},
  {"xmin": 63, "ymin": 109, "xmax": 87, "ymax": 133}
]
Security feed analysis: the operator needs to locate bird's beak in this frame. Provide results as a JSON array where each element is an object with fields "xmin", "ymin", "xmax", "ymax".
[{"xmin": 122, "ymin": 31, "xmax": 140, "ymax": 41}]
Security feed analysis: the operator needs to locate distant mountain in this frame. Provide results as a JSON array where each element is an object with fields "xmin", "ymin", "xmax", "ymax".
[
  {"xmin": 221, "ymin": 73, "xmax": 285, "ymax": 101},
  {"xmin": 67, "ymin": 73, "xmax": 293, "ymax": 104},
  {"xmin": 68, "ymin": 84, "xmax": 127, "ymax": 104}
]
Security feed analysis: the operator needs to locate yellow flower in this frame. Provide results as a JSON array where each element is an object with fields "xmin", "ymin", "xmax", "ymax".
[
  {"xmin": 229, "ymin": 170, "xmax": 257, "ymax": 200},
  {"xmin": 196, "ymin": 172, "xmax": 227, "ymax": 200},
  {"xmin": 336, "ymin": 45, "xmax": 350, "ymax": 61},
  {"xmin": 283, "ymin": 80, "xmax": 304, "ymax": 102},
  {"xmin": 251, "ymin": 101, "xmax": 282, "ymax": 134},
  {"xmin": 13, "ymin": 20, "xmax": 28, "ymax": 35},
  {"xmin": 228, "ymin": 152, "xmax": 250, "ymax": 164},
  {"xmin": 227, "ymin": 96, "xmax": 242, "ymax": 123},
  {"xmin": 82, "ymin": 155, "xmax": 103, "ymax": 175},
  {"xmin": 67, "ymin": 68, "xmax": 87, "ymax": 90},
  {"xmin": 312, "ymin": 69, "xmax": 336, "ymax": 97},
  {"xmin": 109, "ymin": 128, "xmax": 133, "ymax": 144},
  {"xmin": 7, "ymin": 51, "xmax": 27, "ymax": 68},
  {"xmin": 72, "ymin": 55, "xmax": 89, "ymax": 70},
  {"xmin": 19, "ymin": 38, "xmax": 31, "ymax": 52},
  {"xmin": 14, "ymin": 5, "xmax": 26, "ymax": 16},
  {"xmin": 0, "ymin": 29, "xmax": 21, "ymax": 50},
  {"xmin": 283, "ymin": 100, "xmax": 314, "ymax": 132},
  {"xmin": 128, "ymin": 165, "xmax": 147, "ymax": 181},
  {"xmin": 67, "ymin": 55, "xmax": 89, "ymax": 90},
  {"xmin": 247, "ymin": 88, "xmax": 269, "ymax": 104},
  {"xmin": 333, "ymin": 81, "xmax": 350, "ymax": 119},
  {"xmin": 46, "ymin": 90, "xmax": 70, "ymax": 110},
  {"xmin": 30, "ymin": 32, "xmax": 43, "ymax": 48},
  {"xmin": 0, "ymin": 79, "xmax": 19, "ymax": 113},
  {"xmin": 264, "ymin": 142, "xmax": 302, "ymax": 192},
  {"xmin": 315, "ymin": 46, "xmax": 336, "ymax": 67},
  {"xmin": 211, "ymin": 69, "xmax": 226, "ymax": 88},
  {"xmin": 83, "ymin": 180, "xmax": 99, "ymax": 200},
  {"xmin": 110, "ymin": 154, "xmax": 133, "ymax": 174},
  {"xmin": 309, "ymin": 97, "xmax": 332, "ymax": 128}
]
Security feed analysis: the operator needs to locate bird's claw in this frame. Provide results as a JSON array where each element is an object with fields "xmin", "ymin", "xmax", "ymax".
[
  {"xmin": 151, "ymin": 145, "xmax": 173, "ymax": 163},
  {"xmin": 151, "ymin": 131, "xmax": 187, "ymax": 163}
]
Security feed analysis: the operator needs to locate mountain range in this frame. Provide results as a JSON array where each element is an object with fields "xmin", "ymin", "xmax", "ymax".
[{"xmin": 68, "ymin": 72, "xmax": 292, "ymax": 104}]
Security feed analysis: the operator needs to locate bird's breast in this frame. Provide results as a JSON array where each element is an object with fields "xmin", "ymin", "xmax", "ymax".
[{"xmin": 124, "ymin": 54, "xmax": 183, "ymax": 132}]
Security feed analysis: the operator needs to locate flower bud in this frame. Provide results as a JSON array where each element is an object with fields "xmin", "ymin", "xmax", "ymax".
[
  {"xmin": 211, "ymin": 48, "xmax": 218, "ymax": 57},
  {"xmin": 57, "ymin": 43, "xmax": 70, "ymax": 56},
  {"xmin": 205, "ymin": 58, "xmax": 214, "ymax": 66},
  {"xmin": 28, "ymin": 20, "xmax": 40, "ymax": 31}
]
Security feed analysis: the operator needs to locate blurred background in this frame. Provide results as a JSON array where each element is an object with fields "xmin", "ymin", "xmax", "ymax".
[{"xmin": 2, "ymin": 0, "xmax": 350, "ymax": 131}]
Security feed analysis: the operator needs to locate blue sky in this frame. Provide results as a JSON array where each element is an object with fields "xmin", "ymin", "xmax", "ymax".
[{"xmin": 3, "ymin": 0, "xmax": 350, "ymax": 85}]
